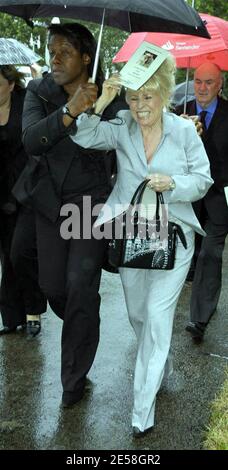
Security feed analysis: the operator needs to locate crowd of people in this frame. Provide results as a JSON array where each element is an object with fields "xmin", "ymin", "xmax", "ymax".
[
  {"xmin": 0, "ymin": 65, "xmax": 46, "ymax": 337},
  {"xmin": 0, "ymin": 21, "xmax": 227, "ymax": 437}
]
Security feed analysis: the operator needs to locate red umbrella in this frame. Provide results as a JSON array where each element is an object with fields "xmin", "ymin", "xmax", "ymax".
[{"xmin": 113, "ymin": 13, "xmax": 228, "ymax": 71}]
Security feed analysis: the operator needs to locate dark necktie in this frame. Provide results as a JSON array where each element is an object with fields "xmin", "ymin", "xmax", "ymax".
[{"xmin": 199, "ymin": 110, "xmax": 207, "ymax": 137}]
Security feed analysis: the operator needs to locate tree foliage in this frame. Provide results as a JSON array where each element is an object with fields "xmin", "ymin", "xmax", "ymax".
[
  {"xmin": 193, "ymin": 0, "xmax": 228, "ymax": 20},
  {"xmin": 0, "ymin": 12, "xmax": 128, "ymax": 72}
]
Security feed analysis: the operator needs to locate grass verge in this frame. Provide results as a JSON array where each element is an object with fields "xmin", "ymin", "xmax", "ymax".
[{"xmin": 204, "ymin": 368, "xmax": 228, "ymax": 450}]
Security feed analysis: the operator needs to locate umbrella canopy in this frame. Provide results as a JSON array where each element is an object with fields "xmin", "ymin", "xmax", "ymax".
[
  {"xmin": 113, "ymin": 13, "xmax": 228, "ymax": 70},
  {"xmin": 0, "ymin": 0, "xmax": 210, "ymax": 37},
  {"xmin": 0, "ymin": 37, "xmax": 41, "ymax": 64},
  {"xmin": 172, "ymin": 80, "xmax": 194, "ymax": 106}
]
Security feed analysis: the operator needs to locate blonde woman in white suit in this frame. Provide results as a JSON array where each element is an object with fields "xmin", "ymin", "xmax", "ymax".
[{"xmin": 64, "ymin": 54, "xmax": 213, "ymax": 437}]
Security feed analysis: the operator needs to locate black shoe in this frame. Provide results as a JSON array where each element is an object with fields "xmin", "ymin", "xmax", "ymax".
[
  {"xmin": 0, "ymin": 326, "xmax": 17, "ymax": 335},
  {"xmin": 132, "ymin": 426, "xmax": 153, "ymax": 438},
  {"xmin": 62, "ymin": 378, "xmax": 93, "ymax": 408},
  {"xmin": 84, "ymin": 377, "xmax": 93, "ymax": 391},
  {"xmin": 186, "ymin": 321, "xmax": 206, "ymax": 343},
  {"xmin": 62, "ymin": 390, "xmax": 84, "ymax": 408},
  {"xmin": 27, "ymin": 320, "xmax": 41, "ymax": 337}
]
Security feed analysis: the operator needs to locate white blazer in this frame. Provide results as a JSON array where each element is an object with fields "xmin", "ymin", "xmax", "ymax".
[{"xmin": 71, "ymin": 110, "xmax": 213, "ymax": 235}]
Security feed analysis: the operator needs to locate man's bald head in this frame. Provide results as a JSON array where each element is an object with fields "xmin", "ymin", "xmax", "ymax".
[{"xmin": 194, "ymin": 62, "xmax": 223, "ymax": 108}]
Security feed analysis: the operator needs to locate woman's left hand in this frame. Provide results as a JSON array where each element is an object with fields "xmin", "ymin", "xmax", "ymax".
[{"xmin": 147, "ymin": 173, "xmax": 173, "ymax": 192}]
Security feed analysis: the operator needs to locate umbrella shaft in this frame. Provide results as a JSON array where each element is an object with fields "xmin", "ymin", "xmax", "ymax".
[{"xmin": 91, "ymin": 9, "xmax": 106, "ymax": 83}]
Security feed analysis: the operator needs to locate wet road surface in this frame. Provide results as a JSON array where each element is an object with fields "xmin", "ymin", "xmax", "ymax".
[{"xmin": 0, "ymin": 246, "xmax": 227, "ymax": 451}]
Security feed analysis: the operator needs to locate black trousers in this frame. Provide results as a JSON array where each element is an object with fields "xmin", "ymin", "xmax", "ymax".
[
  {"xmin": 190, "ymin": 216, "xmax": 228, "ymax": 324},
  {"xmin": 186, "ymin": 200, "xmax": 206, "ymax": 281},
  {"xmin": 0, "ymin": 209, "xmax": 26, "ymax": 328},
  {"xmin": 36, "ymin": 210, "xmax": 108, "ymax": 397},
  {"xmin": 10, "ymin": 207, "xmax": 47, "ymax": 317},
  {"xmin": 0, "ymin": 207, "xmax": 46, "ymax": 328}
]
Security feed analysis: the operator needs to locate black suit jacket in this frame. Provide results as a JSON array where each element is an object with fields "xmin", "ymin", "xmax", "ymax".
[
  {"xmin": 13, "ymin": 75, "xmax": 127, "ymax": 222},
  {"xmin": 0, "ymin": 88, "xmax": 27, "ymax": 210},
  {"xmin": 175, "ymin": 97, "xmax": 228, "ymax": 224}
]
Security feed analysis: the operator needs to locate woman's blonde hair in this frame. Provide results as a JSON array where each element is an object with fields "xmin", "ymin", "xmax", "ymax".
[{"xmin": 126, "ymin": 54, "xmax": 176, "ymax": 109}]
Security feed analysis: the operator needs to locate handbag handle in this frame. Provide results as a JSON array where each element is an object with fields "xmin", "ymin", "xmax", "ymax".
[
  {"xmin": 130, "ymin": 180, "xmax": 168, "ymax": 227},
  {"xmin": 123, "ymin": 180, "xmax": 187, "ymax": 249},
  {"xmin": 130, "ymin": 179, "xmax": 151, "ymax": 206}
]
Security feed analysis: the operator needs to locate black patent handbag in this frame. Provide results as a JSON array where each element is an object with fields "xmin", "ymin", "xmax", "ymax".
[{"xmin": 108, "ymin": 180, "xmax": 187, "ymax": 270}]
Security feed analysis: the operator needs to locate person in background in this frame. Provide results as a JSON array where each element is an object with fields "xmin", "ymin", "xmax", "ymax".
[
  {"xmin": 176, "ymin": 62, "xmax": 228, "ymax": 343},
  {"xmin": 29, "ymin": 63, "xmax": 42, "ymax": 80},
  {"xmin": 67, "ymin": 55, "xmax": 213, "ymax": 436},
  {"xmin": 0, "ymin": 65, "xmax": 46, "ymax": 336},
  {"xmin": 20, "ymin": 23, "xmax": 126, "ymax": 407},
  {"xmin": 41, "ymin": 65, "xmax": 49, "ymax": 77}
]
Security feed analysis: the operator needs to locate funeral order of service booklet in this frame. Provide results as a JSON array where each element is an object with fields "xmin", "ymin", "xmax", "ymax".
[{"xmin": 119, "ymin": 41, "xmax": 170, "ymax": 90}]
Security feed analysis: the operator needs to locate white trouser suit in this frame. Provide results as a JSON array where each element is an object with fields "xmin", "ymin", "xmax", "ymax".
[
  {"xmin": 71, "ymin": 110, "xmax": 213, "ymax": 432},
  {"xmin": 119, "ymin": 224, "xmax": 194, "ymax": 432}
]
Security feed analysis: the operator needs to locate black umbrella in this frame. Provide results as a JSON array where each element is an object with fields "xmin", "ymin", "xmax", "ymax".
[{"xmin": 0, "ymin": 0, "xmax": 210, "ymax": 38}]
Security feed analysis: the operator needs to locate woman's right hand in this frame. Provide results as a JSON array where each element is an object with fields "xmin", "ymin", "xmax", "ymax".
[{"xmin": 95, "ymin": 74, "xmax": 122, "ymax": 114}]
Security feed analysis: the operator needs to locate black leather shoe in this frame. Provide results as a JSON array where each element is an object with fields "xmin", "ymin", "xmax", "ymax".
[
  {"xmin": 62, "ymin": 378, "xmax": 93, "ymax": 408},
  {"xmin": 186, "ymin": 321, "xmax": 206, "ymax": 343},
  {"xmin": 62, "ymin": 390, "xmax": 84, "ymax": 408},
  {"xmin": 27, "ymin": 320, "xmax": 41, "ymax": 337},
  {"xmin": 0, "ymin": 326, "xmax": 17, "ymax": 335},
  {"xmin": 132, "ymin": 426, "xmax": 154, "ymax": 438}
]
